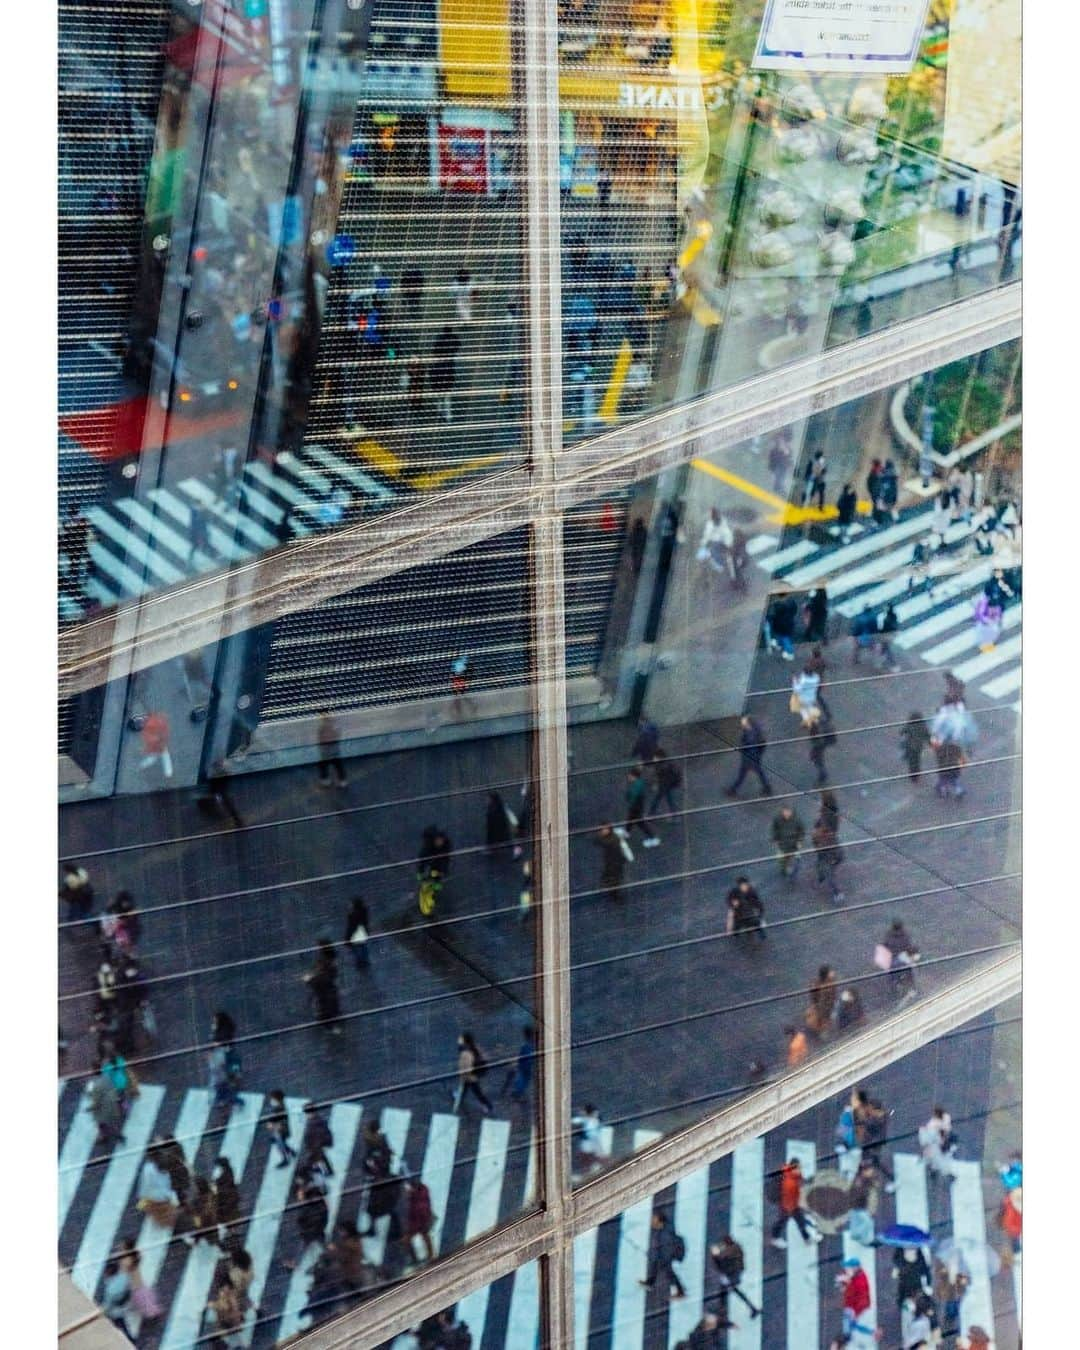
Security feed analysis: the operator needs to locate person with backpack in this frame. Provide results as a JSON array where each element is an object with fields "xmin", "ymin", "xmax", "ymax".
[
  {"xmin": 850, "ymin": 605, "xmax": 878, "ymax": 664},
  {"xmin": 650, "ymin": 748, "xmax": 682, "ymax": 818},
  {"xmin": 452, "ymin": 1032, "xmax": 492, "ymax": 1114},
  {"xmin": 675, "ymin": 1311, "xmax": 731, "ymax": 1348},
  {"xmin": 593, "ymin": 824, "xmax": 628, "ymax": 903},
  {"xmin": 59, "ymin": 861, "xmax": 94, "ymax": 921},
  {"xmin": 853, "ymin": 1089, "xmax": 895, "ymax": 1186},
  {"xmin": 709, "ymin": 1235, "xmax": 760, "ymax": 1319},
  {"xmin": 769, "ymin": 1158, "xmax": 822, "ymax": 1248},
  {"xmin": 930, "ymin": 695, "xmax": 977, "ymax": 799},
  {"xmin": 900, "ymin": 711, "xmax": 932, "ymax": 782},
  {"xmin": 640, "ymin": 1210, "xmax": 687, "ymax": 1300}
]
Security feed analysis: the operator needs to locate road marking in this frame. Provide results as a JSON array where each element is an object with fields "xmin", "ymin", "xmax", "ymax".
[
  {"xmin": 504, "ymin": 1135, "xmax": 539, "ymax": 1350},
  {"xmin": 127, "ymin": 1089, "xmax": 213, "ymax": 1340},
  {"xmin": 70, "ymin": 1084, "xmax": 166, "ymax": 1297},
  {"xmin": 746, "ymin": 534, "xmax": 778, "ymax": 557},
  {"xmin": 610, "ymin": 1129, "xmax": 662, "ymax": 1344},
  {"xmin": 87, "ymin": 539, "xmax": 146, "ymax": 596},
  {"xmin": 278, "ymin": 451, "xmax": 332, "ymax": 496},
  {"xmin": 572, "ymin": 1126, "xmax": 613, "ymax": 1350},
  {"xmin": 354, "ymin": 437, "xmax": 404, "ymax": 478},
  {"xmin": 307, "ymin": 444, "xmax": 395, "ymax": 501},
  {"xmin": 599, "ymin": 338, "xmax": 634, "ymax": 423},
  {"xmin": 893, "ymin": 1154, "xmax": 930, "ymax": 1233},
  {"xmin": 981, "ymin": 665, "xmax": 1023, "ymax": 700},
  {"xmin": 692, "ymin": 459, "xmax": 788, "ymax": 515},
  {"xmin": 59, "ymin": 1087, "xmax": 98, "ymax": 1231},
  {"xmin": 454, "ymin": 1118, "xmax": 512, "ymax": 1344},
  {"xmin": 951, "ymin": 1160, "xmax": 995, "ymax": 1336},
  {"xmin": 276, "ymin": 1102, "xmax": 364, "ymax": 1344},
  {"xmin": 922, "ymin": 604, "xmax": 1022, "ymax": 664},
  {"xmin": 782, "ymin": 513, "xmax": 929, "ymax": 588},
  {"xmin": 756, "ymin": 538, "xmax": 818, "ymax": 574},
  {"xmin": 88, "ymin": 507, "xmax": 184, "ymax": 584},
  {"xmin": 113, "ymin": 497, "xmax": 199, "ymax": 564},
  {"xmin": 177, "ymin": 477, "xmax": 279, "ymax": 551},
  {"xmin": 246, "ymin": 460, "xmax": 323, "ymax": 518},
  {"xmin": 159, "ymin": 1092, "xmax": 264, "ymax": 1350},
  {"xmin": 950, "ymin": 632, "xmax": 1022, "ymax": 682},
  {"xmin": 729, "ymin": 1137, "xmax": 764, "ymax": 1350},
  {"xmin": 409, "ymin": 452, "xmax": 508, "ymax": 492},
  {"xmin": 785, "ymin": 1141, "xmax": 819, "ymax": 1350},
  {"xmin": 420, "ymin": 1113, "xmax": 460, "ymax": 1257},
  {"xmin": 667, "ymin": 1162, "xmax": 710, "ymax": 1347},
  {"xmin": 146, "ymin": 488, "xmax": 247, "ymax": 562}
]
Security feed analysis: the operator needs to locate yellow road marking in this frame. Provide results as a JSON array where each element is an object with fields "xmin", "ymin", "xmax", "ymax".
[
  {"xmin": 691, "ymin": 457, "xmax": 872, "ymax": 526},
  {"xmin": 409, "ymin": 453, "xmax": 508, "ymax": 492},
  {"xmin": 599, "ymin": 339, "xmax": 633, "ymax": 424},
  {"xmin": 355, "ymin": 438, "xmax": 403, "ymax": 478}
]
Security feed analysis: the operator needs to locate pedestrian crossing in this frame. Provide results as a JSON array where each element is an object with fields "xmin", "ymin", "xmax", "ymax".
[
  {"xmin": 748, "ymin": 505, "xmax": 1022, "ymax": 711},
  {"xmin": 57, "ymin": 443, "xmax": 401, "ymax": 621},
  {"xmin": 59, "ymin": 1080, "xmax": 1019, "ymax": 1349}
]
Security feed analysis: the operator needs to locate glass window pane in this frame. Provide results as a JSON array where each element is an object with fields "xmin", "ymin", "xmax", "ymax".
[
  {"xmin": 58, "ymin": 528, "xmax": 542, "ymax": 1345},
  {"xmin": 557, "ymin": 0, "xmax": 1021, "ymax": 437},
  {"xmin": 575, "ymin": 1001, "xmax": 1020, "ymax": 1347},
  {"xmin": 568, "ymin": 352, "xmax": 1021, "ymax": 1173}
]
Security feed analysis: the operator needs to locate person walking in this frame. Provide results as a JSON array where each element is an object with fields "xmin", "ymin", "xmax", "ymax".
[
  {"xmin": 850, "ymin": 605, "xmax": 877, "ymax": 665},
  {"xmin": 188, "ymin": 503, "xmax": 213, "ymax": 561},
  {"xmin": 769, "ymin": 1158, "xmax": 822, "ymax": 1248},
  {"xmin": 501, "ymin": 1024, "xmax": 535, "ymax": 1103},
  {"xmin": 805, "ymin": 588, "xmax": 829, "ymax": 644},
  {"xmin": 265, "ymin": 1089, "xmax": 297, "ymax": 1168},
  {"xmin": 89, "ymin": 1064, "xmax": 125, "ymax": 1146},
  {"xmin": 806, "ymin": 965, "xmax": 839, "ymax": 1040},
  {"xmin": 211, "ymin": 1156, "xmax": 242, "ymax": 1244},
  {"xmin": 402, "ymin": 1177, "xmax": 436, "ymax": 1266},
  {"xmin": 571, "ymin": 1104, "xmax": 608, "ymax": 1178},
  {"xmin": 632, "ymin": 715, "xmax": 661, "ymax": 761},
  {"xmin": 771, "ymin": 805, "xmax": 805, "ymax": 878},
  {"xmin": 138, "ymin": 711, "xmax": 173, "ymax": 779},
  {"xmin": 835, "ymin": 985, "xmax": 865, "ymax": 1033},
  {"xmin": 594, "ymin": 824, "xmax": 628, "ymax": 902},
  {"xmin": 430, "ymin": 325, "xmax": 460, "ymax": 423},
  {"xmin": 791, "ymin": 662, "xmax": 822, "ymax": 728},
  {"xmin": 709, "ymin": 1235, "xmax": 760, "ymax": 1319},
  {"xmin": 784, "ymin": 1025, "xmax": 810, "ymax": 1068},
  {"xmin": 649, "ymin": 748, "xmax": 682, "ymax": 818},
  {"xmin": 343, "ymin": 896, "xmax": 371, "ymax": 972},
  {"xmin": 865, "ymin": 459, "xmax": 884, "ymax": 521},
  {"xmin": 769, "ymin": 438, "xmax": 793, "ymax": 496},
  {"xmin": 892, "ymin": 1245, "xmax": 933, "ymax": 1312},
  {"xmin": 930, "ymin": 695, "xmax": 976, "ymax": 799},
  {"xmin": 877, "ymin": 602, "xmax": 900, "ymax": 670},
  {"xmin": 208, "ymin": 1029, "xmax": 242, "ymax": 1111},
  {"xmin": 836, "ymin": 483, "xmax": 858, "ymax": 541},
  {"xmin": 807, "ymin": 709, "xmax": 838, "ymax": 786},
  {"xmin": 282, "ymin": 1180, "xmax": 330, "ymax": 1271},
  {"xmin": 853, "ymin": 1089, "xmax": 896, "ymax": 1185},
  {"xmin": 451, "ymin": 268, "xmax": 475, "ymax": 324},
  {"xmin": 452, "ymin": 1031, "xmax": 493, "ymax": 1114},
  {"xmin": 879, "ymin": 459, "xmax": 899, "ymax": 522},
  {"xmin": 972, "ymin": 590, "xmax": 1004, "ymax": 652},
  {"xmin": 60, "ymin": 861, "xmax": 94, "ymax": 921},
  {"xmin": 767, "ymin": 594, "xmax": 798, "ymax": 660},
  {"xmin": 900, "ymin": 711, "xmax": 932, "ymax": 781},
  {"xmin": 726, "ymin": 877, "xmax": 766, "ymax": 944},
  {"xmin": 136, "ymin": 1151, "xmax": 179, "ymax": 1228},
  {"xmin": 726, "ymin": 714, "xmax": 772, "ymax": 796},
  {"xmin": 304, "ymin": 939, "xmax": 343, "ymax": 1033},
  {"xmin": 846, "ymin": 1156, "xmax": 882, "ymax": 1246},
  {"xmin": 640, "ymin": 1211, "xmax": 687, "ymax": 1300},
  {"xmin": 317, "ymin": 712, "xmax": 348, "ymax": 788},
  {"xmin": 839, "ymin": 1256, "xmax": 874, "ymax": 1344},
  {"xmin": 919, "ymin": 1104, "xmax": 958, "ymax": 1185},
  {"xmin": 812, "ymin": 790, "xmax": 845, "ymax": 902},
  {"xmin": 485, "ymin": 791, "xmax": 514, "ymax": 856},
  {"xmin": 625, "ymin": 766, "xmax": 660, "ymax": 847},
  {"xmin": 806, "ymin": 452, "xmax": 828, "ymax": 510},
  {"xmin": 301, "ymin": 1101, "xmax": 336, "ymax": 1180}
]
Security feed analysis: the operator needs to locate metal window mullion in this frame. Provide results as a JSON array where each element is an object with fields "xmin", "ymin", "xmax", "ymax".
[{"xmin": 518, "ymin": 0, "xmax": 574, "ymax": 1343}]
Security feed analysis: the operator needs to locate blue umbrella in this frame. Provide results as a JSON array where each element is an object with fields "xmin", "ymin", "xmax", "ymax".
[{"xmin": 879, "ymin": 1223, "xmax": 932, "ymax": 1248}]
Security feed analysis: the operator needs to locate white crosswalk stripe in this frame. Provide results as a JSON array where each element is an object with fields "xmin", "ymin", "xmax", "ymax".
[
  {"xmin": 307, "ymin": 444, "xmax": 396, "ymax": 502},
  {"xmin": 58, "ymin": 1086, "xmax": 1011, "ymax": 1350},
  {"xmin": 922, "ymin": 604, "xmax": 1022, "ymax": 665},
  {"xmin": 177, "ymin": 478, "xmax": 280, "ymax": 552},
  {"xmin": 982, "ymin": 665, "xmax": 1022, "ymax": 700},
  {"xmin": 782, "ymin": 513, "xmax": 929, "ymax": 588},
  {"xmin": 70, "ymin": 1085, "xmax": 167, "ymax": 1297},
  {"xmin": 454, "ymin": 1118, "xmax": 513, "ymax": 1344},
  {"xmin": 159, "ymin": 1092, "xmax": 264, "ymax": 1350},
  {"xmin": 951, "ymin": 632, "xmax": 1022, "ymax": 683}
]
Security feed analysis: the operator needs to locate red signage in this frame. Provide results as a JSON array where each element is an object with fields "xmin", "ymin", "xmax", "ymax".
[{"xmin": 437, "ymin": 125, "xmax": 487, "ymax": 193}]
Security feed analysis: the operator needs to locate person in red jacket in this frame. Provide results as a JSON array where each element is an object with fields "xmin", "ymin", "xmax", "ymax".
[
  {"xmin": 138, "ymin": 712, "xmax": 173, "ymax": 779},
  {"xmin": 838, "ymin": 1256, "xmax": 873, "ymax": 1341},
  {"xmin": 402, "ymin": 1177, "xmax": 435, "ymax": 1264},
  {"xmin": 770, "ymin": 1158, "xmax": 823, "ymax": 1248}
]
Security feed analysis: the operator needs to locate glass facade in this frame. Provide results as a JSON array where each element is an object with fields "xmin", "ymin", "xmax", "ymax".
[{"xmin": 57, "ymin": 2, "xmax": 1020, "ymax": 1347}]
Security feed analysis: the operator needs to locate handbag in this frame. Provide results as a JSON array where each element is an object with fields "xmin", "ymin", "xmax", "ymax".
[
  {"xmin": 873, "ymin": 943, "xmax": 894, "ymax": 971},
  {"xmin": 788, "ymin": 693, "xmax": 801, "ymax": 714},
  {"xmin": 619, "ymin": 836, "xmax": 634, "ymax": 863},
  {"xmin": 350, "ymin": 924, "xmax": 369, "ymax": 945}
]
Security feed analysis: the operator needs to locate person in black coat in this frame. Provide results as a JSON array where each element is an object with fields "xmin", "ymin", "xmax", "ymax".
[
  {"xmin": 343, "ymin": 897, "xmax": 371, "ymax": 971},
  {"xmin": 594, "ymin": 824, "xmax": 626, "ymax": 903},
  {"xmin": 726, "ymin": 878, "xmax": 766, "ymax": 943},
  {"xmin": 304, "ymin": 941, "xmax": 342, "ymax": 1033},
  {"xmin": 805, "ymin": 587, "xmax": 829, "ymax": 644},
  {"xmin": 283, "ymin": 1182, "xmax": 330, "ymax": 1270},
  {"xmin": 767, "ymin": 594, "xmax": 798, "ymax": 660},
  {"xmin": 485, "ymin": 791, "xmax": 513, "ymax": 855},
  {"xmin": 726, "ymin": 716, "xmax": 772, "ymax": 797},
  {"xmin": 836, "ymin": 483, "xmax": 858, "ymax": 539}
]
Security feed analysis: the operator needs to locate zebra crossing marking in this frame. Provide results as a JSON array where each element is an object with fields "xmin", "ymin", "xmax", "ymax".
[
  {"xmin": 307, "ymin": 444, "xmax": 395, "ymax": 502},
  {"xmin": 896, "ymin": 587, "xmax": 998, "ymax": 649},
  {"xmin": 782, "ymin": 513, "xmax": 929, "ymax": 588},
  {"xmin": 892, "ymin": 1154, "xmax": 930, "ymax": 1233},
  {"xmin": 126, "ymin": 1089, "xmax": 213, "ymax": 1341},
  {"xmin": 177, "ymin": 478, "xmax": 279, "ymax": 552},
  {"xmin": 504, "ymin": 1136, "xmax": 539, "ymax": 1350},
  {"xmin": 982, "ymin": 666, "xmax": 1022, "ymax": 700},
  {"xmin": 746, "ymin": 534, "xmax": 779, "ymax": 558},
  {"xmin": 89, "ymin": 504, "xmax": 187, "ymax": 586},
  {"xmin": 728, "ymin": 1138, "xmax": 765, "ymax": 1350},
  {"xmin": 276, "ymin": 1102, "xmax": 364, "ymax": 1344},
  {"xmin": 113, "ymin": 497, "xmax": 199, "ymax": 566},
  {"xmin": 454, "ymin": 1118, "xmax": 513, "ymax": 1343},
  {"xmin": 785, "ymin": 1141, "xmax": 819, "ymax": 1350},
  {"xmin": 951, "ymin": 633, "xmax": 1022, "ymax": 683},
  {"xmin": 573, "ymin": 1127, "xmax": 613, "ymax": 1350},
  {"xmin": 951, "ymin": 1161, "xmax": 995, "ymax": 1337},
  {"xmin": 245, "ymin": 461, "xmax": 324, "ymax": 520},
  {"xmin": 278, "ymin": 451, "xmax": 332, "ymax": 497},
  {"xmin": 756, "ymin": 538, "xmax": 817, "ymax": 573},
  {"xmin": 667, "ymin": 1162, "xmax": 710, "ymax": 1347},
  {"xmin": 420, "ymin": 1112, "xmax": 460, "ymax": 1258},
  {"xmin": 70, "ymin": 1084, "xmax": 167, "ymax": 1298},
  {"xmin": 158, "ymin": 1092, "xmax": 264, "ymax": 1350},
  {"xmin": 922, "ymin": 605, "xmax": 1022, "ymax": 665},
  {"xmin": 59, "ymin": 1087, "xmax": 98, "ymax": 1231},
  {"xmin": 610, "ymin": 1129, "xmax": 663, "ymax": 1343},
  {"xmin": 87, "ymin": 539, "xmax": 145, "ymax": 597}
]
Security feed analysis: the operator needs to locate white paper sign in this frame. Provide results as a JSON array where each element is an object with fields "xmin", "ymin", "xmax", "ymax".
[{"xmin": 752, "ymin": 0, "xmax": 932, "ymax": 73}]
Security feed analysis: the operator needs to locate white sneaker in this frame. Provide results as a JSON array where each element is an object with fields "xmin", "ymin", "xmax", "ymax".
[
  {"xmin": 771, "ymin": 1237, "xmax": 787, "ymax": 1250},
  {"xmin": 781, "ymin": 651, "xmax": 795, "ymax": 661},
  {"xmin": 643, "ymin": 837, "xmax": 660, "ymax": 848},
  {"xmin": 810, "ymin": 1230, "xmax": 824, "ymax": 1243},
  {"xmin": 613, "ymin": 826, "xmax": 629, "ymax": 839}
]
